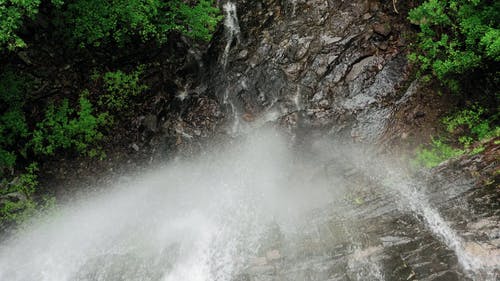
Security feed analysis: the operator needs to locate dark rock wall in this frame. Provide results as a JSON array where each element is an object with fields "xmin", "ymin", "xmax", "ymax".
[{"xmin": 205, "ymin": 0, "xmax": 413, "ymax": 143}]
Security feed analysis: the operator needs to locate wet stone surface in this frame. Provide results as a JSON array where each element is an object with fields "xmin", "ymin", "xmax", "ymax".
[
  {"xmin": 234, "ymin": 146, "xmax": 499, "ymax": 281},
  {"xmin": 207, "ymin": 0, "xmax": 412, "ymax": 142}
]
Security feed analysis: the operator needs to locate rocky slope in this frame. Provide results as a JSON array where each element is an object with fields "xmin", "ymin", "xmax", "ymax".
[{"xmin": 203, "ymin": 0, "xmax": 417, "ymax": 143}]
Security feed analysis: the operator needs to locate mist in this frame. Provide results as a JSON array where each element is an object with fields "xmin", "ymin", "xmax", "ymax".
[{"xmin": 0, "ymin": 129, "xmax": 496, "ymax": 280}]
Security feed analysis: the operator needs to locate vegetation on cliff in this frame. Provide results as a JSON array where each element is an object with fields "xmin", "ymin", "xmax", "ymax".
[
  {"xmin": 408, "ymin": 0, "xmax": 499, "ymax": 168},
  {"xmin": 1, "ymin": 0, "xmax": 220, "ymax": 50},
  {"xmin": 0, "ymin": 0, "xmax": 221, "ymax": 230},
  {"xmin": 408, "ymin": 0, "xmax": 499, "ymax": 89}
]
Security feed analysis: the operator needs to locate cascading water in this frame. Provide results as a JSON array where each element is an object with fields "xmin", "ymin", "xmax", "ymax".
[
  {"xmin": 382, "ymin": 174, "xmax": 497, "ymax": 280},
  {"xmin": 331, "ymin": 145, "xmax": 500, "ymax": 280},
  {"xmin": 220, "ymin": 1, "xmax": 243, "ymax": 136},
  {"xmin": 0, "ymin": 132, "xmax": 298, "ymax": 281},
  {"xmin": 0, "ymin": 131, "xmax": 497, "ymax": 281},
  {"xmin": 221, "ymin": 1, "xmax": 240, "ymax": 69}
]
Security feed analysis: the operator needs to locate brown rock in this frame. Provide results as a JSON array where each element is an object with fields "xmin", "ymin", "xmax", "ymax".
[{"xmin": 373, "ymin": 23, "xmax": 392, "ymax": 37}]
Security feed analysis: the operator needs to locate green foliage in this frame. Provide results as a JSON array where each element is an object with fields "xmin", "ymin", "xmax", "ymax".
[
  {"xmin": 0, "ymin": 70, "xmax": 108, "ymax": 229},
  {"xmin": 413, "ymin": 138, "xmax": 464, "ymax": 168},
  {"xmin": 413, "ymin": 105, "xmax": 499, "ymax": 168},
  {"xmin": 30, "ymin": 95, "xmax": 110, "ymax": 157},
  {"xmin": 1, "ymin": 0, "xmax": 221, "ymax": 51},
  {"xmin": 0, "ymin": 71, "xmax": 29, "ymax": 175},
  {"xmin": 98, "ymin": 67, "xmax": 148, "ymax": 111},
  {"xmin": 408, "ymin": 0, "xmax": 500, "ymax": 81},
  {"xmin": 0, "ymin": 0, "xmax": 40, "ymax": 50},
  {"xmin": 62, "ymin": 0, "xmax": 221, "ymax": 47},
  {"xmin": 470, "ymin": 145, "xmax": 485, "ymax": 155},
  {"xmin": 0, "ymin": 163, "xmax": 38, "ymax": 228},
  {"xmin": 174, "ymin": 0, "xmax": 223, "ymax": 41},
  {"xmin": 0, "ymin": 0, "xmax": 63, "ymax": 50},
  {"xmin": 442, "ymin": 105, "xmax": 499, "ymax": 143}
]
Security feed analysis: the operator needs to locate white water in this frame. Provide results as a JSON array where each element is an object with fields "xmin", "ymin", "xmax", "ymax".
[
  {"xmin": 383, "ymin": 174, "xmax": 498, "ymax": 280},
  {"xmin": 0, "ymin": 132, "xmax": 497, "ymax": 280},
  {"xmin": 0, "ymin": 131, "xmax": 334, "ymax": 281},
  {"xmin": 222, "ymin": 88, "xmax": 241, "ymax": 136},
  {"xmin": 220, "ymin": 2, "xmax": 243, "ymax": 136},
  {"xmin": 348, "ymin": 150, "xmax": 499, "ymax": 280},
  {"xmin": 221, "ymin": 1, "xmax": 240, "ymax": 68}
]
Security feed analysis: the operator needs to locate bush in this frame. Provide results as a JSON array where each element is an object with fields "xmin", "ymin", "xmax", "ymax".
[
  {"xmin": 1, "ymin": 0, "xmax": 221, "ymax": 51},
  {"xmin": 97, "ymin": 67, "xmax": 148, "ymax": 111},
  {"xmin": 413, "ymin": 105, "xmax": 499, "ymax": 168},
  {"xmin": 0, "ymin": 71, "xmax": 29, "ymax": 175},
  {"xmin": 0, "ymin": 163, "xmax": 38, "ymax": 229},
  {"xmin": 30, "ymin": 94, "xmax": 110, "ymax": 158},
  {"xmin": 443, "ymin": 105, "xmax": 499, "ymax": 145},
  {"xmin": 413, "ymin": 138, "xmax": 464, "ymax": 168},
  {"xmin": 0, "ymin": 0, "xmax": 63, "ymax": 51},
  {"xmin": 0, "ymin": 0, "xmax": 41, "ymax": 50},
  {"xmin": 408, "ymin": 0, "xmax": 500, "ymax": 82},
  {"xmin": 1, "ymin": 71, "xmax": 108, "ymax": 229},
  {"xmin": 62, "ymin": 0, "xmax": 221, "ymax": 47}
]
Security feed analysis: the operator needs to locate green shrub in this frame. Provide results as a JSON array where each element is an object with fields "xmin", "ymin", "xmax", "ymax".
[
  {"xmin": 413, "ymin": 105, "xmax": 499, "ymax": 168},
  {"xmin": 408, "ymin": 0, "xmax": 500, "ymax": 82},
  {"xmin": 442, "ymin": 105, "xmax": 499, "ymax": 143},
  {"xmin": 0, "ymin": 71, "xmax": 29, "ymax": 175},
  {"xmin": 174, "ymin": 0, "xmax": 223, "ymax": 41},
  {"xmin": 0, "ymin": 163, "xmax": 38, "ymax": 228},
  {"xmin": 0, "ymin": 0, "xmax": 63, "ymax": 51},
  {"xmin": 413, "ymin": 138, "xmax": 464, "ymax": 168},
  {"xmin": 0, "ymin": 163, "xmax": 57, "ymax": 231},
  {"xmin": 1, "ymin": 0, "xmax": 221, "ymax": 51},
  {"xmin": 0, "ymin": 0, "xmax": 40, "ymax": 50},
  {"xmin": 97, "ymin": 67, "xmax": 148, "ymax": 111},
  {"xmin": 62, "ymin": 0, "xmax": 221, "ymax": 47},
  {"xmin": 30, "ymin": 95, "xmax": 110, "ymax": 158}
]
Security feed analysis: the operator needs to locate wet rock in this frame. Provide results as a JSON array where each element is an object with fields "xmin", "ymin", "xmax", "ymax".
[
  {"xmin": 423, "ymin": 271, "xmax": 460, "ymax": 281},
  {"xmin": 380, "ymin": 235, "xmax": 412, "ymax": 247},
  {"xmin": 345, "ymin": 56, "xmax": 377, "ymax": 82},
  {"xmin": 463, "ymin": 242, "xmax": 500, "ymax": 267},
  {"xmin": 131, "ymin": 143, "xmax": 140, "ymax": 152},
  {"xmin": 17, "ymin": 51, "xmax": 33, "ymax": 65},
  {"xmin": 238, "ymin": 49, "xmax": 249, "ymax": 59},
  {"xmin": 0, "ymin": 192, "xmax": 27, "ymax": 204},
  {"xmin": 320, "ymin": 35, "xmax": 342, "ymax": 46},
  {"xmin": 207, "ymin": 0, "xmax": 412, "ymax": 142},
  {"xmin": 142, "ymin": 114, "xmax": 158, "ymax": 133},
  {"xmin": 373, "ymin": 23, "xmax": 392, "ymax": 37}
]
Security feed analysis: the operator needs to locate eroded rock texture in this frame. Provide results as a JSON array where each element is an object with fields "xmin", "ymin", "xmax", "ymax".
[{"xmin": 206, "ymin": 0, "xmax": 412, "ymax": 142}]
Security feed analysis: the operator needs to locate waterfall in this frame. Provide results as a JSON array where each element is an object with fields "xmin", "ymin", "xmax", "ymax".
[
  {"xmin": 0, "ymin": 132, "xmax": 497, "ymax": 280},
  {"xmin": 391, "ymin": 179, "xmax": 494, "ymax": 279},
  {"xmin": 219, "ymin": 1, "xmax": 243, "ymax": 136},
  {"xmin": 0, "ymin": 132, "xmax": 291, "ymax": 281},
  {"xmin": 372, "ymin": 164, "xmax": 498, "ymax": 280},
  {"xmin": 221, "ymin": 1, "xmax": 240, "ymax": 68}
]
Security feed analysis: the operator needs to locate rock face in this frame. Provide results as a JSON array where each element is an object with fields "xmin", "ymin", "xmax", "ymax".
[
  {"xmin": 206, "ymin": 0, "xmax": 411, "ymax": 142},
  {"xmin": 195, "ymin": 1, "xmax": 500, "ymax": 280},
  {"xmin": 233, "ymin": 147, "xmax": 499, "ymax": 281}
]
